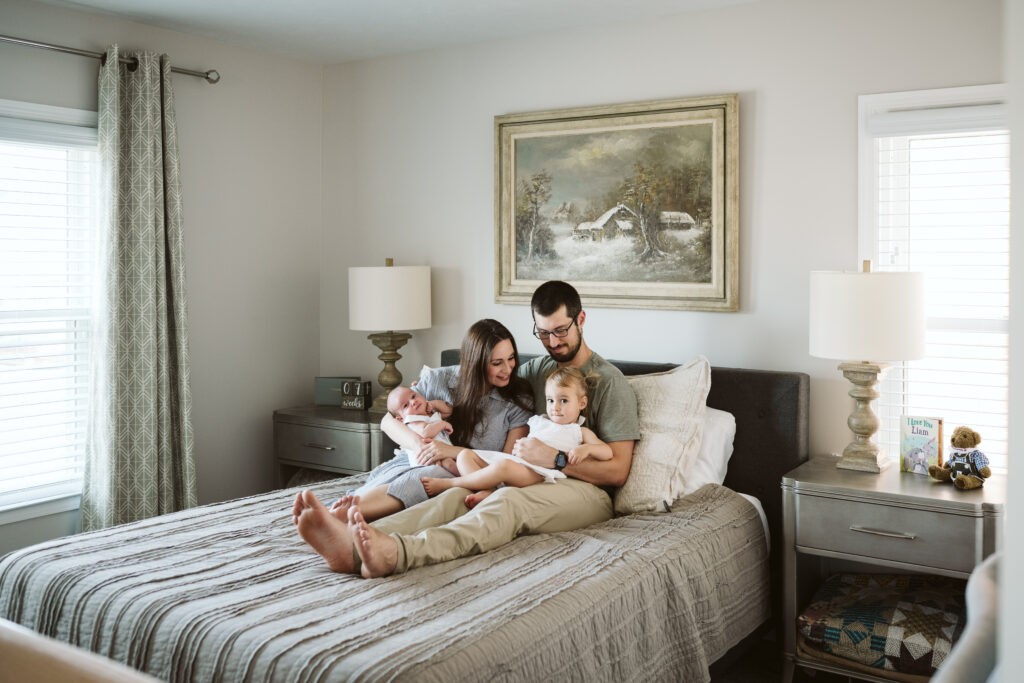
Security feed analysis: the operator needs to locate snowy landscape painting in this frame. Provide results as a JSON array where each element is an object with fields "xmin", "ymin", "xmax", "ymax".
[{"xmin": 495, "ymin": 95, "xmax": 738, "ymax": 311}]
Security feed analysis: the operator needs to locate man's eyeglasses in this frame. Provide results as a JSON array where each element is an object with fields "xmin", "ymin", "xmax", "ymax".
[{"xmin": 533, "ymin": 318, "xmax": 577, "ymax": 340}]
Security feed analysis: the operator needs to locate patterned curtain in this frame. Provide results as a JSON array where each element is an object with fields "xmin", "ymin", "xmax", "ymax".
[{"xmin": 83, "ymin": 46, "xmax": 197, "ymax": 530}]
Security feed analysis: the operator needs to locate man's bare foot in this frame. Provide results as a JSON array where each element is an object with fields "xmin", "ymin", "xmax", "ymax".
[
  {"xmin": 294, "ymin": 490, "xmax": 358, "ymax": 573},
  {"xmin": 465, "ymin": 490, "xmax": 493, "ymax": 508},
  {"xmin": 291, "ymin": 491, "xmax": 305, "ymax": 524},
  {"xmin": 441, "ymin": 458, "xmax": 460, "ymax": 476},
  {"xmin": 349, "ymin": 506, "xmax": 398, "ymax": 578},
  {"xmin": 328, "ymin": 494, "xmax": 354, "ymax": 522},
  {"xmin": 421, "ymin": 476, "xmax": 456, "ymax": 496}
]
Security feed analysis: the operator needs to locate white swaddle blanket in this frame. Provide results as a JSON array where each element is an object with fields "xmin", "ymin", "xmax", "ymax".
[{"xmin": 400, "ymin": 412, "xmax": 452, "ymax": 467}]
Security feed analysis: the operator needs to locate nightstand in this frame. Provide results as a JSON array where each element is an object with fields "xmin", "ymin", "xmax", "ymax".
[
  {"xmin": 273, "ymin": 405, "xmax": 396, "ymax": 487},
  {"xmin": 781, "ymin": 456, "xmax": 1005, "ymax": 682}
]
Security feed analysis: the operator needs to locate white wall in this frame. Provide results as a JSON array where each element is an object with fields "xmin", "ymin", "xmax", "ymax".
[
  {"xmin": 320, "ymin": 0, "xmax": 1003, "ymax": 459},
  {"xmin": 0, "ymin": 0, "xmax": 324, "ymax": 516},
  {"xmin": 1004, "ymin": 0, "xmax": 1022, "ymax": 676}
]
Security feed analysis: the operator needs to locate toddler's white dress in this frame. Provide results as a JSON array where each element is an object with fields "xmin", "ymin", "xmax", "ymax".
[{"xmin": 474, "ymin": 415, "xmax": 583, "ymax": 483}]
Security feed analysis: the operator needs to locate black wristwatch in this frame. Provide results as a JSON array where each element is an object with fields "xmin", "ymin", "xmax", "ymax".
[{"xmin": 553, "ymin": 451, "xmax": 568, "ymax": 471}]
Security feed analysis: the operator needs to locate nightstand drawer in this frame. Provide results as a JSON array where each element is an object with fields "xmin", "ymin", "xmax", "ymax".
[
  {"xmin": 275, "ymin": 422, "xmax": 370, "ymax": 472},
  {"xmin": 795, "ymin": 494, "xmax": 976, "ymax": 573}
]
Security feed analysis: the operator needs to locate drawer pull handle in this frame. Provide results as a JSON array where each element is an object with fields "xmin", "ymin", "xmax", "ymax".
[
  {"xmin": 303, "ymin": 442, "xmax": 336, "ymax": 451},
  {"xmin": 849, "ymin": 525, "xmax": 916, "ymax": 540}
]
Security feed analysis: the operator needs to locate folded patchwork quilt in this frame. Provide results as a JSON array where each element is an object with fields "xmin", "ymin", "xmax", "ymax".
[{"xmin": 798, "ymin": 573, "xmax": 967, "ymax": 680}]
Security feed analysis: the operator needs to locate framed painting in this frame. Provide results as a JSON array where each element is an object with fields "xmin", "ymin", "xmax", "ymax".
[{"xmin": 495, "ymin": 94, "xmax": 739, "ymax": 311}]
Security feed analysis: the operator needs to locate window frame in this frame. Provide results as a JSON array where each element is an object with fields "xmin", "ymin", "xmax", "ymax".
[
  {"xmin": 858, "ymin": 84, "xmax": 1008, "ymax": 262},
  {"xmin": 0, "ymin": 98, "xmax": 98, "ymax": 523},
  {"xmin": 857, "ymin": 84, "xmax": 1009, "ymax": 471}
]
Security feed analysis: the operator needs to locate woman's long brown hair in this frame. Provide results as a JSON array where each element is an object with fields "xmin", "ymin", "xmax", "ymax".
[{"xmin": 449, "ymin": 319, "xmax": 532, "ymax": 447}]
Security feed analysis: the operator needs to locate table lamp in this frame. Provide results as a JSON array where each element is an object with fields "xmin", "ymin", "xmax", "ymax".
[
  {"xmin": 348, "ymin": 259, "xmax": 431, "ymax": 415},
  {"xmin": 809, "ymin": 261, "xmax": 925, "ymax": 472}
]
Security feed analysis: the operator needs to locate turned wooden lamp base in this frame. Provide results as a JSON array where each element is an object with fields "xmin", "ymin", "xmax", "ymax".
[
  {"xmin": 835, "ymin": 361, "xmax": 891, "ymax": 473},
  {"xmin": 367, "ymin": 331, "xmax": 412, "ymax": 416}
]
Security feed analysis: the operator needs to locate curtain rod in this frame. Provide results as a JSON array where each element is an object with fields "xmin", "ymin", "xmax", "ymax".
[{"xmin": 0, "ymin": 33, "xmax": 221, "ymax": 84}]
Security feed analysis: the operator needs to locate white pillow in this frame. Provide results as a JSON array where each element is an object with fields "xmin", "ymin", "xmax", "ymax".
[
  {"xmin": 683, "ymin": 407, "xmax": 736, "ymax": 495},
  {"xmin": 614, "ymin": 356, "xmax": 711, "ymax": 514}
]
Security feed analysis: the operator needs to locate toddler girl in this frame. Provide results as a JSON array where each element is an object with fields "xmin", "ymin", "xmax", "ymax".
[{"xmin": 421, "ymin": 367, "xmax": 611, "ymax": 506}]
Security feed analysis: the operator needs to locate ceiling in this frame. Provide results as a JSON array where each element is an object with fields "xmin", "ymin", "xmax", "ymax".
[{"xmin": 40, "ymin": 0, "xmax": 752, "ymax": 65}]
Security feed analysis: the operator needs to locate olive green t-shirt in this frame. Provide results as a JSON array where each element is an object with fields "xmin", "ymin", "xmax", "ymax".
[{"xmin": 519, "ymin": 352, "xmax": 640, "ymax": 444}]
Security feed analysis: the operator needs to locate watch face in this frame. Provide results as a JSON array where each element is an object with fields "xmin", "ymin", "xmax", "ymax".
[{"xmin": 555, "ymin": 452, "xmax": 568, "ymax": 469}]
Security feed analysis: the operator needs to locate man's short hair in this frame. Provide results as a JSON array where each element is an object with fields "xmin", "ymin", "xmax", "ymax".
[{"xmin": 531, "ymin": 280, "xmax": 582, "ymax": 320}]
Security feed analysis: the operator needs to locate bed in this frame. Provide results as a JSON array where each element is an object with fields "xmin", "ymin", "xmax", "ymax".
[{"xmin": 0, "ymin": 354, "xmax": 808, "ymax": 682}]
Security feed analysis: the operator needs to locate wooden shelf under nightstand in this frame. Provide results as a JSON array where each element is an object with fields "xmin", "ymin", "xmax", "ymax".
[
  {"xmin": 273, "ymin": 405, "xmax": 396, "ymax": 487},
  {"xmin": 780, "ymin": 455, "xmax": 1005, "ymax": 682}
]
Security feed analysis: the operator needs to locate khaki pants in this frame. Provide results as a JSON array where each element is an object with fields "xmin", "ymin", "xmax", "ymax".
[{"xmin": 372, "ymin": 479, "xmax": 612, "ymax": 574}]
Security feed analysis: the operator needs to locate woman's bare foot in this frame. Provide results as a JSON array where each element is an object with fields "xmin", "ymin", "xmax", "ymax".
[
  {"xmin": 465, "ymin": 490, "xmax": 494, "ymax": 508},
  {"xmin": 328, "ymin": 494, "xmax": 354, "ymax": 522},
  {"xmin": 349, "ymin": 506, "xmax": 398, "ymax": 578},
  {"xmin": 294, "ymin": 490, "xmax": 357, "ymax": 574},
  {"xmin": 421, "ymin": 476, "xmax": 455, "ymax": 496}
]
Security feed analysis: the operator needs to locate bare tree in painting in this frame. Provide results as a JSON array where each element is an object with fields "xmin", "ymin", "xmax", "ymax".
[
  {"xmin": 516, "ymin": 170, "xmax": 553, "ymax": 263},
  {"xmin": 620, "ymin": 163, "xmax": 668, "ymax": 262}
]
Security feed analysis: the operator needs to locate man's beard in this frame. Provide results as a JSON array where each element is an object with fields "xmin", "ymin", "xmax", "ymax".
[{"xmin": 547, "ymin": 335, "xmax": 581, "ymax": 363}]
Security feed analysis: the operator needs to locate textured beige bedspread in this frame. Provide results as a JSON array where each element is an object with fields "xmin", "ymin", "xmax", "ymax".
[{"xmin": 0, "ymin": 481, "xmax": 768, "ymax": 682}]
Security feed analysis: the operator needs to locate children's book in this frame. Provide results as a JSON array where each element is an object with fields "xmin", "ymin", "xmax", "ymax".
[{"xmin": 900, "ymin": 416, "xmax": 943, "ymax": 475}]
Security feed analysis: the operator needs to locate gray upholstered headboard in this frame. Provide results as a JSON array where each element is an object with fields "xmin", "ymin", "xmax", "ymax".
[
  {"xmin": 439, "ymin": 349, "xmax": 810, "ymax": 623},
  {"xmin": 439, "ymin": 349, "xmax": 809, "ymax": 518}
]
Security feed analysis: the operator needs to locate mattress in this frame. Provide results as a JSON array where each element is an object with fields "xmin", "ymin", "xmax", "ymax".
[{"xmin": 737, "ymin": 492, "xmax": 770, "ymax": 548}]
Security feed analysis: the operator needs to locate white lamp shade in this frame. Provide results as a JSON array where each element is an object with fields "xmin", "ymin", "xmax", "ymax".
[
  {"xmin": 349, "ymin": 265, "xmax": 432, "ymax": 331},
  {"xmin": 809, "ymin": 270, "xmax": 926, "ymax": 361}
]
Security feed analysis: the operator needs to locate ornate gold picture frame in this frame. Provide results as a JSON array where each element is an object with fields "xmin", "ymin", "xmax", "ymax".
[{"xmin": 495, "ymin": 94, "xmax": 738, "ymax": 311}]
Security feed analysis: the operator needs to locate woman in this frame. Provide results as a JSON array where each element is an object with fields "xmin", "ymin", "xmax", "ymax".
[{"xmin": 331, "ymin": 318, "xmax": 533, "ymax": 521}]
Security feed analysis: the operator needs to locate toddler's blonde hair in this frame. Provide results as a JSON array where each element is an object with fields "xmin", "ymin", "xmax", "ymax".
[{"xmin": 544, "ymin": 366, "xmax": 591, "ymax": 397}]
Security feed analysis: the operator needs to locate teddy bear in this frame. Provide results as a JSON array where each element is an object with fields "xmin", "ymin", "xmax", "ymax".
[{"xmin": 928, "ymin": 425, "xmax": 991, "ymax": 490}]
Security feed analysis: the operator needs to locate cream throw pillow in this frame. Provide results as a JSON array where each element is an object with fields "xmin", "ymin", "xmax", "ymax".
[
  {"xmin": 614, "ymin": 356, "xmax": 711, "ymax": 514},
  {"xmin": 683, "ymin": 407, "xmax": 736, "ymax": 494}
]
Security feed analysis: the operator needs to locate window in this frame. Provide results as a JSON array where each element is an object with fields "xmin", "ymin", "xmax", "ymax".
[
  {"xmin": 0, "ymin": 99, "xmax": 99, "ymax": 511},
  {"xmin": 859, "ymin": 85, "xmax": 1009, "ymax": 471}
]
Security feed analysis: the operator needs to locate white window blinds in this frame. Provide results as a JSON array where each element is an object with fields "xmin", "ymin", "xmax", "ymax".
[
  {"xmin": 0, "ymin": 100, "xmax": 99, "ymax": 510},
  {"xmin": 859, "ymin": 85, "xmax": 1009, "ymax": 471}
]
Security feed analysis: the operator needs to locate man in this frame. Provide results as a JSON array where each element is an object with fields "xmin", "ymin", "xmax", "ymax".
[
  {"xmin": 293, "ymin": 280, "xmax": 639, "ymax": 578},
  {"xmin": 513, "ymin": 280, "xmax": 638, "ymax": 488}
]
